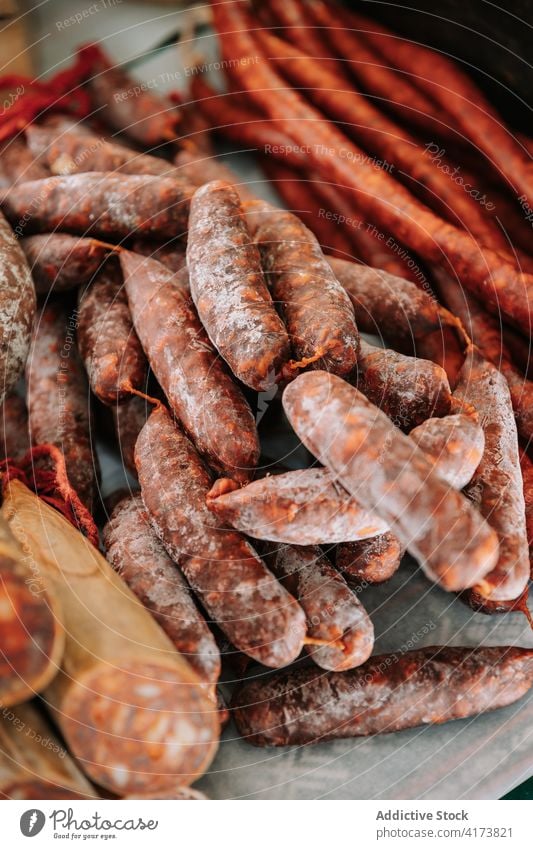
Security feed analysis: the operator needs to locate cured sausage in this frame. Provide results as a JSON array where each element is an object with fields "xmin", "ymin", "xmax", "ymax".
[
  {"xmin": 232, "ymin": 645, "xmax": 533, "ymax": 746},
  {"xmin": 1, "ymin": 173, "xmax": 192, "ymax": 241},
  {"xmin": 120, "ymin": 250, "xmax": 260, "ymax": 482},
  {"xmin": 26, "ymin": 302, "xmax": 96, "ymax": 510},
  {"xmin": 130, "ymin": 238, "xmax": 186, "ymax": 273},
  {"xmin": 135, "ymin": 404, "xmax": 306, "ymax": 667},
  {"xmin": 77, "ymin": 260, "xmax": 147, "ymax": 405},
  {"xmin": 112, "ymin": 393, "xmax": 150, "ymax": 476},
  {"xmin": 329, "ymin": 256, "xmax": 466, "ymax": 383},
  {"xmin": 249, "ymin": 202, "xmax": 359, "ymax": 375},
  {"xmin": 186, "ymin": 180, "xmax": 291, "ymax": 390},
  {"xmin": 0, "ymin": 135, "xmax": 49, "ymax": 187},
  {"xmin": 454, "ymin": 347, "xmax": 530, "ymax": 602},
  {"xmin": 409, "ymin": 413, "xmax": 485, "ymax": 490},
  {"xmin": 20, "ymin": 234, "xmax": 113, "ymax": 294},
  {"xmin": 2, "ymin": 479, "xmax": 219, "ymax": 796},
  {"xmin": 0, "ymin": 210, "xmax": 36, "ymax": 405},
  {"xmin": 85, "ymin": 45, "xmax": 179, "ymax": 147},
  {"xmin": 283, "ymin": 370, "xmax": 499, "ymax": 592},
  {"xmin": 357, "ymin": 339, "xmax": 452, "ymax": 429},
  {"xmin": 212, "ymin": 1, "xmax": 533, "ymax": 335},
  {"xmin": 175, "ymin": 148, "xmax": 258, "ymax": 203},
  {"xmin": 336, "ymin": 534, "xmax": 403, "ymax": 584},
  {"xmin": 207, "ymin": 469, "xmax": 388, "ymax": 545},
  {"xmin": 103, "ymin": 493, "xmax": 221, "ymax": 687},
  {"xmin": 261, "ymin": 542, "xmax": 374, "ymax": 671}
]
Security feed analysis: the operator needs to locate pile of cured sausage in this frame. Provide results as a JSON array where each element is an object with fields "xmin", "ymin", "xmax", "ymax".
[{"xmin": 0, "ymin": 0, "xmax": 532, "ymax": 799}]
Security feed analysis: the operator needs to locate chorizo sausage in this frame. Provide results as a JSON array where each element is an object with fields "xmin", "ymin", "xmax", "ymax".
[
  {"xmin": 112, "ymin": 393, "xmax": 150, "ymax": 476},
  {"xmin": 0, "ymin": 210, "xmax": 36, "ymax": 405},
  {"xmin": 135, "ymin": 404, "xmax": 306, "ymax": 667},
  {"xmin": 261, "ymin": 542, "xmax": 374, "ymax": 671},
  {"xmin": 1, "ymin": 173, "xmax": 192, "ymax": 241},
  {"xmin": 232, "ymin": 645, "xmax": 533, "ymax": 746},
  {"xmin": 85, "ymin": 45, "xmax": 179, "ymax": 147},
  {"xmin": 175, "ymin": 148, "xmax": 258, "ymax": 203},
  {"xmin": 130, "ymin": 238, "xmax": 186, "ymax": 273},
  {"xmin": 20, "ymin": 234, "xmax": 113, "ymax": 294},
  {"xmin": 186, "ymin": 180, "xmax": 291, "ymax": 390},
  {"xmin": 336, "ymin": 534, "xmax": 403, "ymax": 584},
  {"xmin": 26, "ymin": 302, "xmax": 96, "ymax": 510},
  {"xmin": 283, "ymin": 370, "xmax": 499, "ymax": 592},
  {"xmin": 454, "ymin": 346, "xmax": 530, "ymax": 602},
  {"xmin": 103, "ymin": 493, "xmax": 221, "ymax": 687},
  {"xmin": 409, "ymin": 413, "xmax": 485, "ymax": 490},
  {"xmin": 250, "ymin": 202, "xmax": 359, "ymax": 376},
  {"xmin": 120, "ymin": 250, "xmax": 260, "ymax": 482},
  {"xmin": 207, "ymin": 469, "xmax": 388, "ymax": 545},
  {"xmin": 77, "ymin": 260, "xmax": 147, "ymax": 405},
  {"xmin": 0, "ymin": 135, "xmax": 49, "ymax": 187},
  {"xmin": 330, "ymin": 255, "xmax": 466, "ymax": 384},
  {"xmin": 357, "ymin": 339, "xmax": 452, "ymax": 429}
]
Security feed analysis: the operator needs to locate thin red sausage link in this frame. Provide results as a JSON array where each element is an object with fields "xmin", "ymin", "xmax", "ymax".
[
  {"xmin": 253, "ymin": 25, "xmax": 510, "ymax": 257},
  {"xmin": 329, "ymin": 256, "xmax": 466, "ymax": 384},
  {"xmin": 232, "ymin": 645, "xmax": 533, "ymax": 746},
  {"xmin": 454, "ymin": 347, "xmax": 530, "ymax": 602},
  {"xmin": 20, "ymin": 234, "xmax": 113, "ymax": 294},
  {"xmin": 103, "ymin": 493, "xmax": 221, "ymax": 687},
  {"xmin": 187, "ymin": 180, "xmax": 291, "ymax": 391},
  {"xmin": 207, "ymin": 468, "xmax": 389, "ymax": 545},
  {"xmin": 77, "ymin": 261, "xmax": 147, "ymax": 405},
  {"xmin": 135, "ymin": 405, "xmax": 306, "ymax": 668},
  {"xmin": 87, "ymin": 47, "xmax": 179, "ymax": 147},
  {"xmin": 261, "ymin": 542, "xmax": 374, "ymax": 671},
  {"xmin": 435, "ymin": 268, "xmax": 533, "ymax": 442},
  {"xmin": 0, "ymin": 211, "xmax": 36, "ymax": 405},
  {"xmin": 283, "ymin": 370, "xmax": 499, "ymax": 592},
  {"xmin": 211, "ymin": 1, "xmax": 533, "ymax": 335},
  {"xmin": 26, "ymin": 302, "xmax": 97, "ymax": 510},
  {"xmin": 336, "ymin": 534, "xmax": 403, "ymax": 585},
  {"xmin": 336, "ymin": 1, "xmax": 533, "ymax": 202},
  {"xmin": 120, "ymin": 250, "xmax": 259, "ymax": 483},
  {"xmin": 1, "ymin": 173, "xmax": 192, "ymax": 241},
  {"xmin": 251, "ymin": 203, "xmax": 359, "ymax": 375},
  {"xmin": 357, "ymin": 339, "xmax": 452, "ymax": 430}
]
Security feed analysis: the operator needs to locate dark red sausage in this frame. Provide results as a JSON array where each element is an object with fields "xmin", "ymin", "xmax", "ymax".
[
  {"xmin": 186, "ymin": 180, "xmax": 291, "ymax": 390},
  {"xmin": 0, "ymin": 393, "xmax": 30, "ymax": 461},
  {"xmin": 112, "ymin": 394, "xmax": 150, "ymax": 476},
  {"xmin": 232, "ymin": 646, "xmax": 533, "ymax": 746},
  {"xmin": 103, "ymin": 493, "xmax": 221, "ymax": 687},
  {"xmin": 20, "ymin": 234, "xmax": 113, "ymax": 294},
  {"xmin": 0, "ymin": 135, "xmax": 49, "ymax": 187},
  {"xmin": 1, "ymin": 173, "xmax": 192, "ymax": 241},
  {"xmin": 77, "ymin": 261, "xmax": 147, "ymax": 405},
  {"xmin": 135, "ymin": 404, "xmax": 306, "ymax": 667},
  {"xmin": 120, "ymin": 250, "xmax": 260, "ymax": 483},
  {"xmin": 26, "ymin": 302, "xmax": 97, "ymax": 510},
  {"xmin": 336, "ymin": 534, "xmax": 403, "ymax": 584}
]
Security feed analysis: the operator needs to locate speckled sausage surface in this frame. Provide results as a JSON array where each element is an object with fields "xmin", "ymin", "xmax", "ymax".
[
  {"xmin": 357, "ymin": 340, "xmax": 452, "ymax": 429},
  {"xmin": 0, "ymin": 393, "xmax": 30, "ymax": 461},
  {"xmin": 1, "ymin": 173, "xmax": 192, "ymax": 241},
  {"xmin": 0, "ymin": 136, "xmax": 49, "ymax": 187},
  {"xmin": 26, "ymin": 302, "xmax": 96, "ymax": 510},
  {"xmin": 186, "ymin": 180, "xmax": 291, "ymax": 390},
  {"xmin": 252, "ymin": 204, "xmax": 359, "ymax": 375},
  {"xmin": 77, "ymin": 261, "xmax": 147, "ymax": 405},
  {"xmin": 135, "ymin": 405, "xmax": 306, "ymax": 667},
  {"xmin": 283, "ymin": 371, "xmax": 499, "ymax": 592},
  {"xmin": 409, "ymin": 413, "xmax": 485, "ymax": 490},
  {"xmin": 20, "ymin": 234, "xmax": 113, "ymax": 294},
  {"xmin": 121, "ymin": 250, "xmax": 259, "ymax": 482},
  {"xmin": 206, "ymin": 469, "xmax": 388, "ymax": 544},
  {"xmin": 329, "ymin": 256, "xmax": 465, "ymax": 384},
  {"xmin": 103, "ymin": 493, "xmax": 221, "ymax": 686},
  {"xmin": 262, "ymin": 542, "xmax": 374, "ymax": 671},
  {"xmin": 0, "ymin": 211, "xmax": 36, "ymax": 405},
  {"xmin": 112, "ymin": 393, "xmax": 150, "ymax": 476},
  {"xmin": 232, "ymin": 646, "xmax": 533, "ymax": 746},
  {"xmin": 336, "ymin": 533, "xmax": 403, "ymax": 584},
  {"xmin": 454, "ymin": 347, "xmax": 530, "ymax": 602}
]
